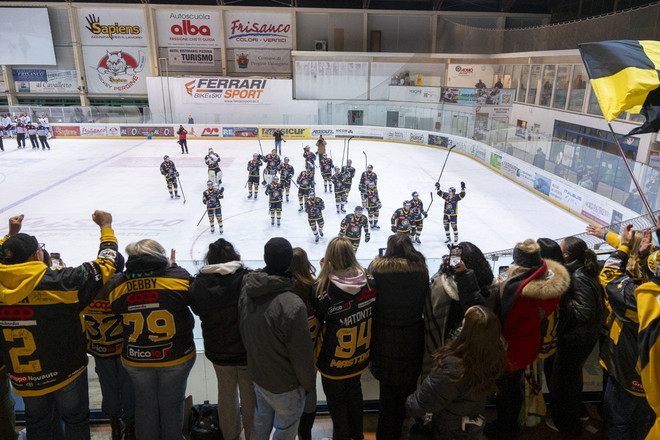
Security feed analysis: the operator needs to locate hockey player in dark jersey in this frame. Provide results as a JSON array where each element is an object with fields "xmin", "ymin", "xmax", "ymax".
[
  {"xmin": 297, "ymin": 165, "xmax": 315, "ymax": 212},
  {"xmin": 203, "ymin": 181, "xmax": 224, "ymax": 233},
  {"xmin": 305, "ymin": 189, "xmax": 325, "ymax": 242},
  {"xmin": 435, "ymin": 181, "xmax": 466, "ymax": 243},
  {"xmin": 331, "ymin": 167, "xmax": 348, "ymax": 213},
  {"xmin": 303, "ymin": 145, "xmax": 317, "ymax": 170},
  {"xmin": 263, "ymin": 149, "xmax": 281, "ymax": 187},
  {"xmin": 205, "ymin": 148, "xmax": 222, "ymax": 185},
  {"xmin": 279, "ymin": 156, "xmax": 295, "ymax": 202},
  {"xmin": 339, "ymin": 206, "xmax": 370, "ymax": 253},
  {"xmin": 391, "ymin": 200, "xmax": 416, "ymax": 235},
  {"xmin": 359, "ymin": 164, "xmax": 378, "ymax": 207},
  {"xmin": 410, "ymin": 191, "xmax": 428, "ymax": 243},
  {"xmin": 160, "ymin": 155, "xmax": 180, "ymax": 199},
  {"xmin": 365, "ymin": 181, "xmax": 381, "ymax": 230},
  {"xmin": 247, "ymin": 153, "xmax": 263, "ymax": 199},
  {"xmin": 320, "ymin": 153, "xmax": 334, "ymax": 192},
  {"xmin": 265, "ymin": 175, "xmax": 285, "ymax": 226},
  {"xmin": 342, "ymin": 159, "xmax": 356, "ymax": 195}
]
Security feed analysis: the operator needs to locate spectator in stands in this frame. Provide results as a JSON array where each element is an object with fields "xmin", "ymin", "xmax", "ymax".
[
  {"xmin": 533, "ymin": 148, "xmax": 546, "ymax": 169},
  {"xmin": 578, "ymin": 171, "xmax": 595, "ymax": 190},
  {"xmin": 0, "ymin": 211, "xmax": 120, "ymax": 439},
  {"xmin": 289, "ymin": 247, "xmax": 318, "ymax": 440},
  {"xmin": 406, "ymin": 305, "xmax": 506, "ymax": 439},
  {"xmin": 548, "ymin": 237, "xmax": 602, "ymax": 434},
  {"xmin": 189, "ymin": 238, "xmax": 254, "ymax": 440},
  {"xmin": 312, "ymin": 237, "xmax": 375, "ymax": 440},
  {"xmin": 188, "ymin": 115, "xmax": 194, "ymax": 124},
  {"xmin": 110, "ymin": 241, "xmax": 196, "ymax": 440},
  {"xmin": 422, "ymin": 241, "xmax": 495, "ymax": 377},
  {"xmin": 83, "ymin": 272, "xmax": 135, "ymax": 440},
  {"xmin": 494, "ymin": 78, "xmax": 504, "ymax": 88},
  {"xmin": 485, "ymin": 239, "xmax": 569, "ymax": 439},
  {"xmin": 475, "ymin": 79, "xmax": 486, "ymax": 88},
  {"xmin": 239, "ymin": 237, "xmax": 315, "ymax": 440},
  {"xmin": 599, "ymin": 224, "xmax": 654, "ymax": 439},
  {"xmin": 369, "ymin": 234, "xmax": 429, "ymax": 440}
]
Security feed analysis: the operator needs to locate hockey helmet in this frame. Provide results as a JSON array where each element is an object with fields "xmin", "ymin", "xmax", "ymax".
[
  {"xmin": 448, "ymin": 187, "xmax": 456, "ymax": 193},
  {"xmin": 304, "ymin": 145, "xmax": 310, "ymax": 150},
  {"xmin": 163, "ymin": 155, "xmax": 170, "ymax": 161},
  {"xmin": 354, "ymin": 205, "xmax": 363, "ymax": 213},
  {"xmin": 334, "ymin": 166, "xmax": 340, "ymax": 172},
  {"xmin": 253, "ymin": 153, "xmax": 259, "ymax": 158},
  {"xmin": 273, "ymin": 175, "xmax": 280, "ymax": 181},
  {"xmin": 367, "ymin": 164, "xmax": 373, "ymax": 170},
  {"xmin": 403, "ymin": 200, "xmax": 411, "ymax": 207},
  {"xmin": 412, "ymin": 191, "xmax": 419, "ymax": 198},
  {"xmin": 284, "ymin": 156, "xmax": 290, "ymax": 162},
  {"xmin": 309, "ymin": 189, "xmax": 315, "ymax": 196},
  {"xmin": 208, "ymin": 147, "xmax": 213, "ymax": 152},
  {"xmin": 347, "ymin": 159, "xmax": 352, "ymax": 164},
  {"xmin": 322, "ymin": 152, "xmax": 328, "ymax": 158},
  {"xmin": 648, "ymin": 250, "xmax": 660, "ymax": 277},
  {"xmin": 207, "ymin": 180, "xmax": 213, "ymax": 186}
]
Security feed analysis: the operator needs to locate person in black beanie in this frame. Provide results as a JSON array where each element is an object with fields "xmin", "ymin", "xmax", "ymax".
[{"xmin": 238, "ymin": 237, "xmax": 316, "ymax": 440}]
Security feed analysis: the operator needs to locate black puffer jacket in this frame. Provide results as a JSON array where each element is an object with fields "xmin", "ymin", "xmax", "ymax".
[
  {"xmin": 189, "ymin": 261, "xmax": 250, "ymax": 365},
  {"xmin": 558, "ymin": 259, "xmax": 602, "ymax": 347},
  {"xmin": 369, "ymin": 257, "xmax": 429, "ymax": 385}
]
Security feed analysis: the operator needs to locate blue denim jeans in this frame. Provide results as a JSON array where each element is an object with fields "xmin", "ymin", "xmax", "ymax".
[
  {"xmin": 123, "ymin": 356, "xmax": 195, "ymax": 440},
  {"xmin": 23, "ymin": 369, "xmax": 90, "ymax": 440},
  {"xmin": 252, "ymin": 383, "xmax": 305, "ymax": 440},
  {"xmin": 275, "ymin": 140, "xmax": 282, "ymax": 155},
  {"xmin": 0, "ymin": 368, "xmax": 17, "ymax": 440},
  {"xmin": 94, "ymin": 356, "xmax": 135, "ymax": 424},
  {"xmin": 603, "ymin": 377, "xmax": 653, "ymax": 440}
]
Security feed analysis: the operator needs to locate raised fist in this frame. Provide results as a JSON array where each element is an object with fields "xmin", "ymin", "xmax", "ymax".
[
  {"xmin": 435, "ymin": 182, "xmax": 440, "ymax": 190},
  {"xmin": 461, "ymin": 181, "xmax": 466, "ymax": 189},
  {"xmin": 365, "ymin": 233, "xmax": 371, "ymax": 242}
]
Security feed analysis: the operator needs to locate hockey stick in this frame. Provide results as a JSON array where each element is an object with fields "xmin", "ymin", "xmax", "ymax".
[
  {"xmin": 436, "ymin": 144, "xmax": 457, "ymax": 184},
  {"xmin": 347, "ymin": 136, "xmax": 354, "ymax": 164},
  {"xmin": 257, "ymin": 127, "xmax": 264, "ymax": 156},
  {"xmin": 177, "ymin": 176, "xmax": 186, "ymax": 204},
  {"xmin": 341, "ymin": 139, "xmax": 346, "ymax": 169},
  {"xmin": 426, "ymin": 191, "xmax": 434, "ymax": 215},
  {"xmin": 363, "ymin": 150, "xmax": 368, "ymax": 171},
  {"xmin": 197, "ymin": 209, "xmax": 208, "ymax": 227}
]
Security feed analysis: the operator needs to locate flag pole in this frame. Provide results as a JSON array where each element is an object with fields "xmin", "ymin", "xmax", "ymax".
[{"xmin": 607, "ymin": 123, "xmax": 656, "ymax": 221}]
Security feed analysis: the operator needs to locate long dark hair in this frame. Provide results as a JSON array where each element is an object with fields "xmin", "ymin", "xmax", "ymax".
[
  {"xmin": 433, "ymin": 305, "xmax": 506, "ymax": 397},
  {"xmin": 205, "ymin": 239, "xmax": 240, "ymax": 265},
  {"xmin": 383, "ymin": 233, "xmax": 425, "ymax": 266},
  {"xmin": 290, "ymin": 247, "xmax": 316, "ymax": 310},
  {"xmin": 562, "ymin": 236, "xmax": 599, "ymax": 277},
  {"xmin": 537, "ymin": 237, "xmax": 563, "ymax": 263},
  {"xmin": 458, "ymin": 241, "xmax": 493, "ymax": 291}
]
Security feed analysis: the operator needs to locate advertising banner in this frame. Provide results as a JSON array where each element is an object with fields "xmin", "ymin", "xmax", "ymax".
[
  {"xmin": 533, "ymin": 173, "xmax": 552, "ymax": 196},
  {"xmin": 549, "ymin": 181, "xmax": 584, "ymax": 212},
  {"xmin": 183, "ymin": 77, "xmax": 269, "ymax": 104},
  {"xmin": 222, "ymin": 127, "xmax": 258, "ymax": 137},
  {"xmin": 501, "ymin": 160, "xmax": 519, "ymax": 179},
  {"xmin": 53, "ymin": 126, "xmax": 81, "ymax": 137},
  {"xmin": 80, "ymin": 125, "xmax": 108, "ymax": 137},
  {"xmin": 335, "ymin": 127, "xmax": 382, "ymax": 139},
  {"xmin": 389, "ymin": 86, "xmax": 441, "ymax": 103},
  {"xmin": 156, "ymin": 9, "xmax": 221, "ymax": 48},
  {"xmin": 469, "ymin": 144, "xmax": 487, "ymax": 162},
  {"xmin": 409, "ymin": 132, "xmax": 426, "ymax": 144},
  {"xmin": 227, "ymin": 49, "xmax": 290, "ymax": 74},
  {"xmin": 441, "ymin": 87, "xmax": 506, "ymax": 105},
  {"xmin": 15, "ymin": 70, "xmax": 78, "ymax": 94},
  {"xmin": 120, "ymin": 126, "xmax": 174, "ymax": 137},
  {"xmin": 12, "ymin": 69, "xmax": 48, "ymax": 82},
  {"xmin": 224, "ymin": 11, "xmax": 292, "ymax": 49},
  {"xmin": 107, "ymin": 125, "xmax": 120, "ymax": 136},
  {"xmin": 428, "ymin": 134, "xmax": 449, "ymax": 148},
  {"xmin": 311, "ymin": 128, "xmax": 335, "ymax": 138},
  {"xmin": 581, "ymin": 199, "xmax": 613, "ymax": 226},
  {"xmin": 384, "ymin": 129, "xmax": 406, "ymax": 142},
  {"xmin": 78, "ymin": 8, "xmax": 147, "ymax": 46},
  {"xmin": 83, "ymin": 46, "xmax": 150, "ymax": 94},
  {"xmin": 260, "ymin": 127, "xmax": 309, "ymax": 139},
  {"xmin": 168, "ymin": 48, "xmax": 215, "ymax": 66},
  {"xmin": 490, "ymin": 152, "xmax": 502, "ymax": 170}
]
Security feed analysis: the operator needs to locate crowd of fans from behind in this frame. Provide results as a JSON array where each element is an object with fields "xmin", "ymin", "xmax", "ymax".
[{"xmin": 0, "ymin": 212, "xmax": 658, "ymax": 440}]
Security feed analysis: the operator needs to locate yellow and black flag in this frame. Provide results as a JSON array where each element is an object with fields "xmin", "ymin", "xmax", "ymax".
[{"xmin": 578, "ymin": 40, "xmax": 660, "ymax": 134}]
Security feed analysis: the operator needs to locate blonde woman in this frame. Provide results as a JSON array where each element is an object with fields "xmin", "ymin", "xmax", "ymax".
[{"xmin": 312, "ymin": 237, "xmax": 376, "ymax": 440}]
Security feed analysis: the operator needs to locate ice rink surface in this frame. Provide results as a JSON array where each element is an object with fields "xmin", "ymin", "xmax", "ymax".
[{"xmin": 0, "ymin": 137, "xmax": 588, "ymax": 267}]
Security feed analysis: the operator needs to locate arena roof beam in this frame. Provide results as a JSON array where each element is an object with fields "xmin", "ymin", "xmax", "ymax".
[
  {"xmin": 433, "ymin": 0, "xmax": 444, "ymax": 10},
  {"xmin": 500, "ymin": 0, "xmax": 516, "ymax": 11}
]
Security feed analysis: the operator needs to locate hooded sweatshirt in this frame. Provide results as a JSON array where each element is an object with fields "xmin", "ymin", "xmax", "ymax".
[
  {"xmin": 312, "ymin": 266, "xmax": 376, "ymax": 379},
  {"xmin": 189, "ymin": 261, "xmax": 250, "ymax": 365},
  {"xmin": 238, "ymin": 270, "xmax": 316, "ymax": 393}
]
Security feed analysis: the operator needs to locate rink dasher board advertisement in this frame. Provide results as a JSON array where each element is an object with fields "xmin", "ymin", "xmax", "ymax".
[
  {"xmin": 120, "ymin": 126, "xmax": 175, "ymax": 137},
  {"xmin": 82, "ymin": 46, "xmax": 150, "ymax": 95},
  {"xmin": 77, "ymin": 7, "xmax": 147, "ymax": 47},
  {"xmin": 156, "ymin": 9, "xmax": 221, "ymax": 48},
  {"xmin": 259, "ymin": 128, "xmax": 309, "ymax": 139}
]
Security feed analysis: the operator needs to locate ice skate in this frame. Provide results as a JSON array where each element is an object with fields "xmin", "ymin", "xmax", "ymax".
[
  {"xmin": 299, "ymin": 206, "xmax": 304, "ymax": 212},
  {"xmin": 248, "ymin": 193, "xmax": 253, "ymax": 199},
  {"xmin": 271, "ymin": 219, "xmax": 275, "ymax": 226},
  {"xmin": 277, "ymin": 220, "xmax": 281, "ymax": 227},
  {"xmin": 415, "ymin": 236, "xmax": 421, "ymax": 244},
  {"xmin": 372, "ymin": 224, "xmax": 380, "ymax": 230},
  {"xmin": 341, "ymin": 205, "xmax": 346, "ymax": 213},
  {"xmin": 445, "ymin": 237, "xmax": 451, "ymax": 244},
  {"xmin": 175, "ymin": 194, "xmax": 181, "ymax": 199},
  {"xmin": 211, "ymin": 226, "xmax": 215, "ymax": 233},
  {"xmin": 319, "ymin": 229, "xmax": 324, "ymax": 237},
  {"xmin": 170, "ymin": 194, "xmax": 174, "ymax": 199},
  {"xmin": 454, "ymin": 236, "xmax": 459, "ymax": 243},
  {"xmin": 315, "ymin": 234, "xmax": 319, "ymax": 243},
  {"xmin": 219, "ymin": 227, "xmax": 223, "ymax": 234}
]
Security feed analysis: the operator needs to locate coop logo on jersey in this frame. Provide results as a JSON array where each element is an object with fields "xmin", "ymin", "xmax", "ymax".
[
  {"xmin": 84, "ymin": 14, "xmax": 142, "ymax": 40},
  {"xmin": 94, "ymin": 50, "xmax": 145, "ymax": 92},
  {"xmin": 185, "ymin": 78, "xmax": 267, "ymax": 102}
]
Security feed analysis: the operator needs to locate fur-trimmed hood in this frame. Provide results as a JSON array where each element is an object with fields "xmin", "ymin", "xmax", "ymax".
[
  {"xmin": 517, "ymin": 259, "xmax": 570, "ymax": 300},
  {"xmin": 369, "ymin": 257, "xmax": 428, "ymax": 275}
]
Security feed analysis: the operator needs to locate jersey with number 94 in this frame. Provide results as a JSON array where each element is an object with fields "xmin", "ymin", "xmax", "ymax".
[{"xmin": 312, "ymin": 274, "xmax": 376, "ymax": 379}]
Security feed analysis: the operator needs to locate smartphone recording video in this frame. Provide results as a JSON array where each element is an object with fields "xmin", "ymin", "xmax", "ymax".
[
  {"xmin": 449, "ymin": 246, "xmax": 462, "ymax": 267},
  {"xmin": 499, "ymin": 265, "xmax": 509, "ymax": 281},
  {"xmin": 379, "ymin": 248, "xmax": 387, "ymax": 257}
]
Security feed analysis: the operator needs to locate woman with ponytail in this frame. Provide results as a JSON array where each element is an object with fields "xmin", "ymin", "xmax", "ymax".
[{"xmin": 548, "ymin": 236, "xmax": 603, "ymax": 434}]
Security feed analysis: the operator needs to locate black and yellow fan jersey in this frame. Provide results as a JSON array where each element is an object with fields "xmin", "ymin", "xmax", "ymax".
[{"xmin": 83, "ymin": 273, "xmax": 125, "ymax": 358}]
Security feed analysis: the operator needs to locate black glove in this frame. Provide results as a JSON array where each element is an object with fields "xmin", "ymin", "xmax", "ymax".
[
  {"xmin": 338, "ymin": 233, "xmax": 344, "ymax": 238},
  {"xmin": 391, "ymin": 226, "xmax": 397, "ymax": 233},
  {"xmin": 435, "ymin": 182, "xmax": 440, "ymax": 190},
  {"xmin": 461, "ymin": 181, "xmax": 466, "ymax": 189},
  {"xmin": 423, "ymin": 211, "xmax": 428, "ymax": 218},
  {"xmin": 365, "ymin": 233, "xmax": 371, "ymax": 242},
  {"xmin": 176, "ymin": 172, "xmax": 180, "ymax": 177},
  {"xmin": 219, "ymin": 187, "xmax": 224, "ymax": 194}
]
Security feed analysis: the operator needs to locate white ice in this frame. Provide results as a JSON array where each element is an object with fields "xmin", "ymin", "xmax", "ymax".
[{"xmin": 0, "ymin": 136, "xmax": 588, "ymax": 269}]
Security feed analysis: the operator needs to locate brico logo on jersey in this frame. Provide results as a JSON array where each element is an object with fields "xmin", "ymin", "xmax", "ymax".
[
  {"xmin": 84, "ymin": 14, "xmax": 141, "ymax": 40},
  {"xmin": 185, "ymin": 78, "xmax": 267, "ymax": 101},
  {"xmin": 201, "ymin": 127, "xmax": 221, "ymax": 137},
  {"xmin": 0, "ymin": 306, "xmax": 35, "ymax": 321},
  {"xmin": 127, "ymin": 343, "xmax": 172, "ymax": 360}
]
